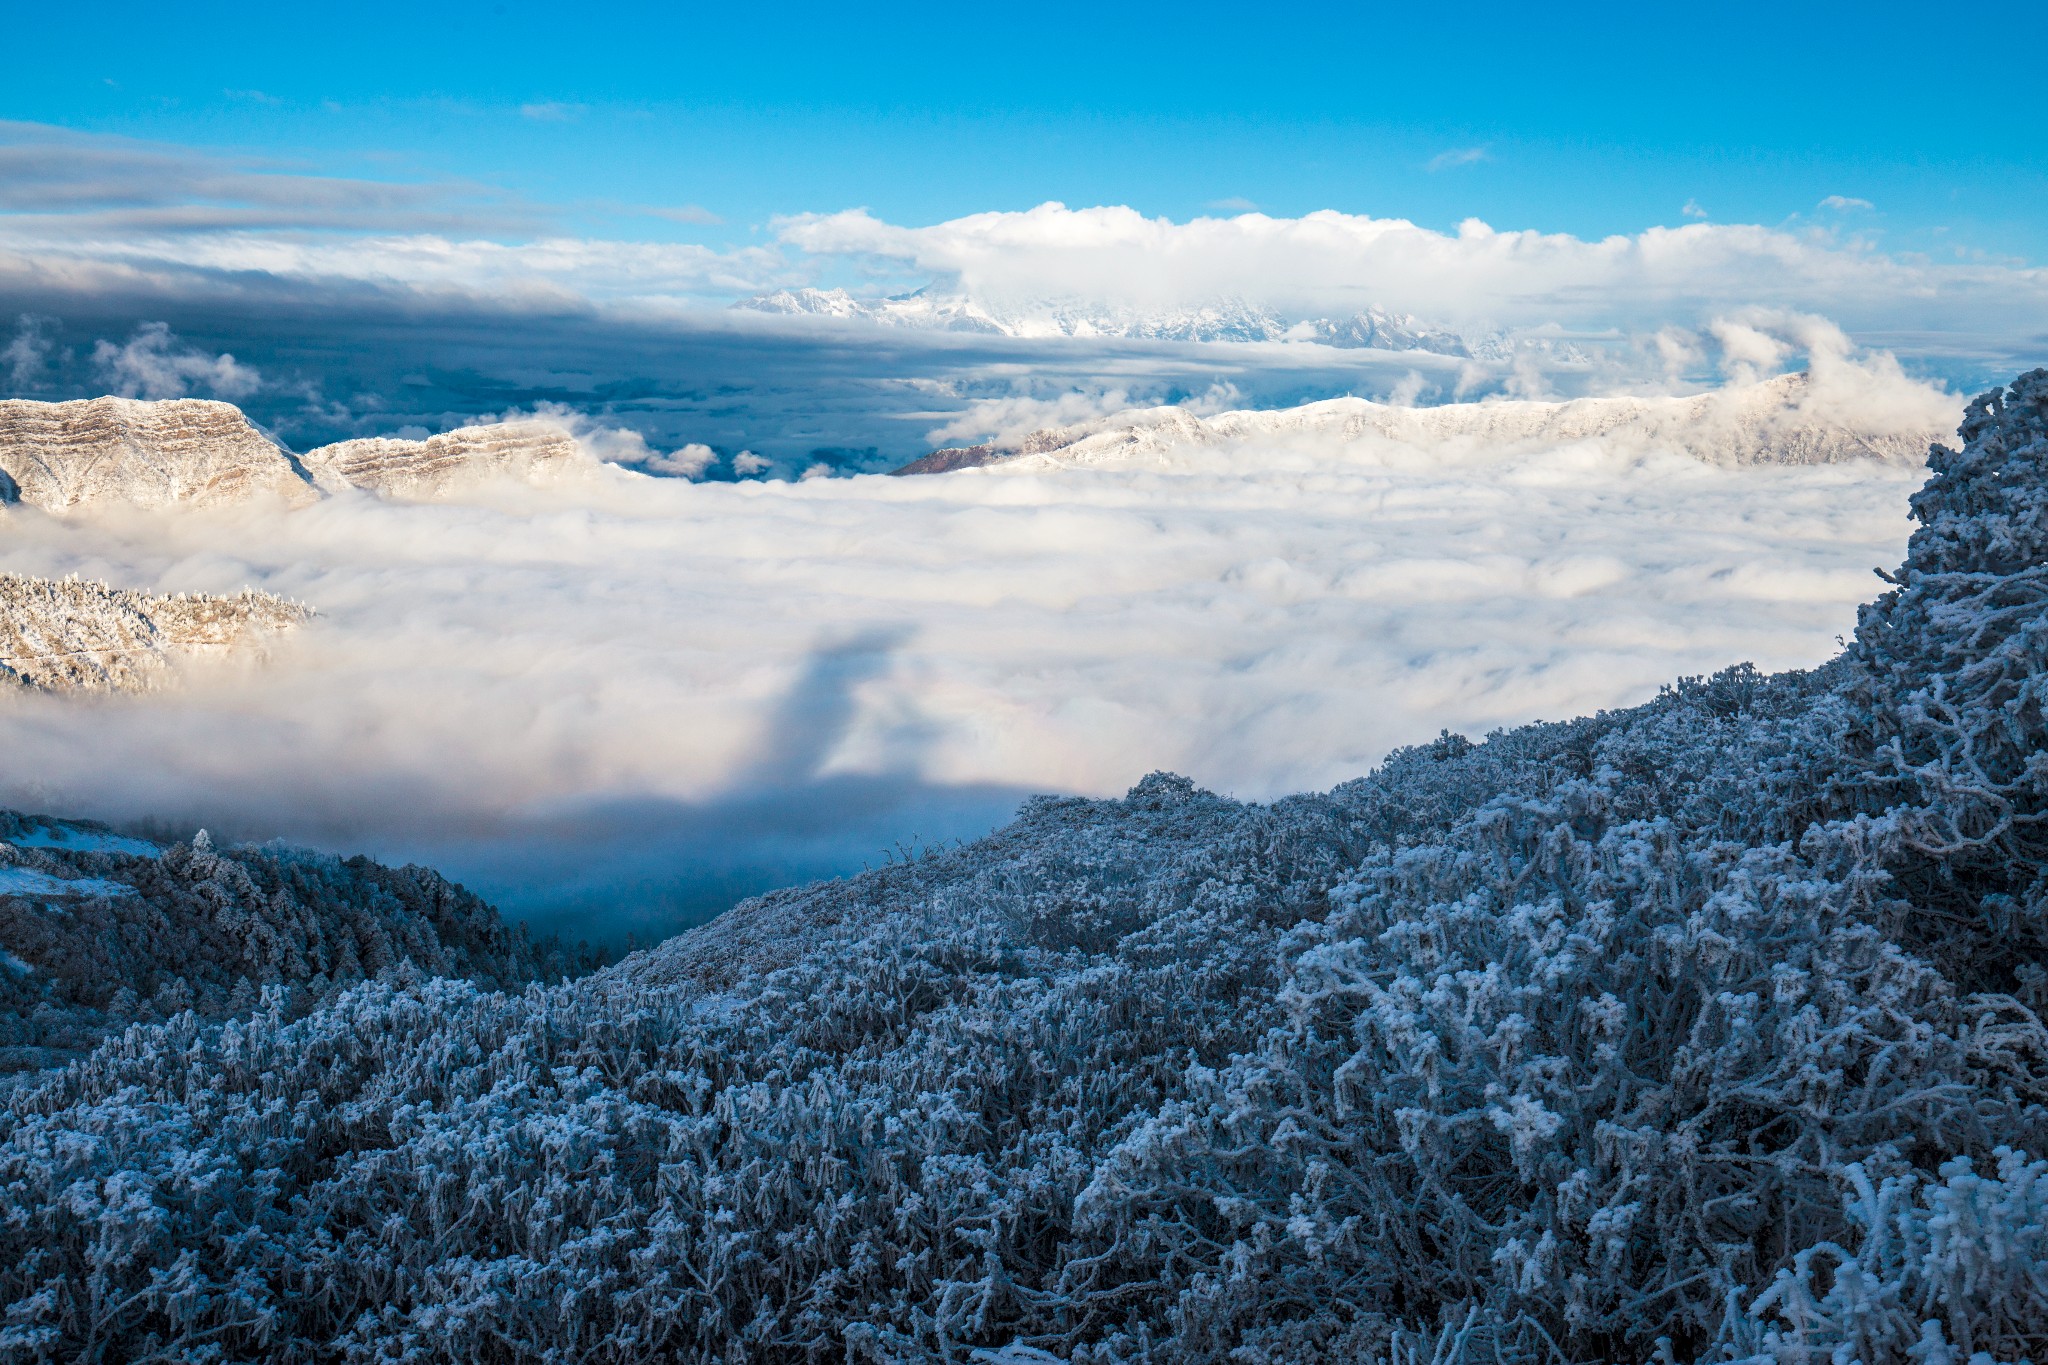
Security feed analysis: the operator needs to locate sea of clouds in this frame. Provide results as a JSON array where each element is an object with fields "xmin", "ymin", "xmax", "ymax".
[
  {"xmin": 0, "ymin": 121, "xmax": 2023, "ymax": 939},
  {"xmin": 0, "ymin": 353, "xmax": 1950, "ymax": 941}
]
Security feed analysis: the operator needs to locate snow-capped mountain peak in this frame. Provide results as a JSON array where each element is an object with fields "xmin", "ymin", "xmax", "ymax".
[{"xmin": 731, "ymin": 288, "xmax": 1474, "ymax": 355}]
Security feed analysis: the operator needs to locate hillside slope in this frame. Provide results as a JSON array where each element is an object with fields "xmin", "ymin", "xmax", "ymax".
[
  {"xmin": 1, "ymin": 374, "xmax": 2045, "ymax": 1364},
  {"xmin": 0, "ymin": 813, "xmax": 598, "ymax": 1075},
  {"xmin": 0, "ymin": 396, "xmax": 315, "ymax": 509},
  {"xmin": 300, "ymin": 420, "xmax": 585, "ymax": 498}
]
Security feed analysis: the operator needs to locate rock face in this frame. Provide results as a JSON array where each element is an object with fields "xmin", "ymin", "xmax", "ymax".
[
  {"xmin": 0, "ymin": 572, "xmax": 311, "ymax": 693},
  {"xmin": 0, "ymin": 398, "xmax": 594, "ymax": 510},
  {"xmin": 895, "ymin": 372, "xmax": 1958, "ymax": 475},
  {"xmin": 0, "ymin": 397, "xmax": 317, "ymax": 510},
  {"xmin": 300, "ymin": 421, "xmax": 586, "ymax": 499}
]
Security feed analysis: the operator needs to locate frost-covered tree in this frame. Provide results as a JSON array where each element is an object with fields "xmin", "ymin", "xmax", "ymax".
[{"xmin": 0, "ymin": 817, "xmax": 596, "ymax": 1072}]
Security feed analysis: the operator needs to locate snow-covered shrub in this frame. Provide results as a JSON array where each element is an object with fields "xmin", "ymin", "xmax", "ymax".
[
  {"xmin": 1739, "ymin": 1148, "xmax": 2048, "ymax": 1365},
  {"xmin": 0, "ymin": 373, "xmax": 2044, "ymax": 1363},
  {"xmin": 1835, "ymin": 369, "xmax": 2048, "ymax": 987}
]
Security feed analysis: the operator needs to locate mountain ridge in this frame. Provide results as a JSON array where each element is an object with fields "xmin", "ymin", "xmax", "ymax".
[
  {"xmin": 894, "ymin": 370, "xmax": 1957, "ymax": 475},
  {"xmin": 734, "ymin": 286, "xmax": 1478, "ymax": 355}
]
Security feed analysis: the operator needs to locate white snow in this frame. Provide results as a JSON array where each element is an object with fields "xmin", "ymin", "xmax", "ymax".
[
  {"xmin": 10, "ymin": 826, "xmax": 161, "ymax": 856},
  {"xmin": 0, "ymin": 866, "xmax": 133, "ymax": 898}
]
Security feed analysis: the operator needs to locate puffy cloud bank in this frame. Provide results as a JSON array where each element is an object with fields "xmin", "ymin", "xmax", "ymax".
[
  {"xmin": 0, "ymin": 364, "xmax": 1947, "ymax": 939},
  {"xmin": 775, "ymin": 203, "xmax": 2048, "ymax": 345}
]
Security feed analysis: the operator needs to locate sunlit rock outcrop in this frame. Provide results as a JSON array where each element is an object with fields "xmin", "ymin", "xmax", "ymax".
[
  {"xmin": 0, "ymin": 397, "xmax": 317, "ymax": 510},
  {"xmin": 300, "ymin": 420, "xmax": 586, "ymax": 498},
  {"xmin": 0, "ymin": 398, "xmax": 594, "ymax": 509}
]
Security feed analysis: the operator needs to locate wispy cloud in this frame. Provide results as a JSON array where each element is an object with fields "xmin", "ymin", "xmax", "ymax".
[
  {"xmin": 1818, "ymin": 194, "xmax": 1875, "ymax": 212},
  {"xmin": 519, "ymin": 102, "xmax": 587, "ymax": 123},
  {"xmin": 1426, "ymin": 146, "xmax": 1488, "ymax": 172},
  {"xmin": 1682, "ymin": 199, "xmax": 1708, "ymax": 220},
  {"xmin": 0, "ymin": 119, "xmax": 536, "ymax": 235},
  {"xmin": 1, "ymin": 314, "xmax": 55, "ymax": 393},
  {"xmin": 91, "ymin": 321, "xmax": 260, "ymax": 400},
  {"xmin": 643, "ymin": 203, "xmax": 724, "ymax": 226},
  {"xmin": 1206, "ymin": 196, "xmax": 1259, "ymax": 212}
]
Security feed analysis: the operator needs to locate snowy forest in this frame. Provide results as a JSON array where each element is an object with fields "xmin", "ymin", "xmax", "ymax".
[{"xmin": 2, "ymin": 371, "xmax": 2047, "ymax": 1362}]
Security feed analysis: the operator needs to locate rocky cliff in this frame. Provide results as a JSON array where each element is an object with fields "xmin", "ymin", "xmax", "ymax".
[
  {"xmin": 300, "ymin": 420, "xmax": 584, "ymax": 498},
  {"xmin": 0, "ymin": 397, "xmax": 317, "ymax": 510},
  {"xmin": 0, "ymin": 398, "xmax": 590, "ymax": 510}
]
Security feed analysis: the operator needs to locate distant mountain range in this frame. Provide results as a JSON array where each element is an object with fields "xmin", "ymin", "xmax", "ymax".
[
  {"xmin": 893, "ymin": 371, "xmax": 1954, "ymax": 475},
  {"xmin": 732, "ymin": 286, "xmax": 1484, "ymax": 356}
]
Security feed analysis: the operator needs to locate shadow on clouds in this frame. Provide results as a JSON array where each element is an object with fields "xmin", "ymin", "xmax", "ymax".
[{"xmin": 365, "ymin": 627, "xmax": 1033, "ymax": 948}]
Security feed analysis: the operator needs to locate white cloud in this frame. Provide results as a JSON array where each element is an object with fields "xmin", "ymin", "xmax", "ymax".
[
  {"xmin": 90, "ymin": 322, "xmax": 260, "ymax": 400},
  {"xmin": 1206, "ymin": 197, "xmax": 1259, "ymax": 212},
  {"xmin": 1682, "ymin": 199, "xmax": 1708, "ymax": 220},
  {"xmin": 1708, "ymin": 316, "xmax": 1793, "ymax": 384},
  {"xmin": 493, "ymin": 401, "xmax": 720, "ymax": 478},
  {"xmin": 0, "ymin": 353, "xmax": 1955, "ymax": 937},
  {"xmin": 2, "ymin": 314, "xmax": 53, "ymax": 391},
  {"xmin": 1819, "ymin": 195, "xmax": 1875, "ymax": 212},
  {"xmin": 1427, "ymin": 147, "xmax": 1489, "ymax": 172},
  {"xmin": 770, "ymin": 203, "xmax": 2048, "ymax": 342},
  {"xmin": 644, "ymin": 442, "xmax": 717, "ymax": 477},
  {"xmin": 519, "ymin": 102, "xmax": 587, "ymax": 123},
  {"xmin": 0, "ymin": 138, "xmax": 2041, "ymax": 378},
  {"xmin": 0, "ymin": 230, "xmax": 794, "ymax": 310}
]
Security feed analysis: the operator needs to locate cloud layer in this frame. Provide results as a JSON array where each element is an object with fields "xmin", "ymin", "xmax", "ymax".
[{"xmin": 0, "ymin": 370, "xmax": 1939, "ymax": 939}]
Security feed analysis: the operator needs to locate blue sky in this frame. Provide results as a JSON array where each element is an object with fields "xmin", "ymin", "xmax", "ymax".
[
  {"xmin": 3, "ymin": 0, "xmax": 2043, "ymax": 468},
  {"xmin": 8, "ymin": 0, "xmax": 2043, "ymax": 258}
]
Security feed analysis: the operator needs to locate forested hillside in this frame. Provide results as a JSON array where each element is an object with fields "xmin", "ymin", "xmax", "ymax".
[
  {"xmin": 2, "ymin": 374, "xmax": 2045, "ymax": 1363},
  {"xmin": 0, "ymin": 815, "xmax": 596, "ymax": 1075}
]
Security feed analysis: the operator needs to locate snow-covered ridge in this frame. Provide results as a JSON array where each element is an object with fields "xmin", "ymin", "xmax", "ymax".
[
  {"xmin": 733, "ymin": 286, "xmax": 1477, "ymax": 355},
  {"xmin": 896, "ymin": 371, "xmax": 1958, "ymax": 475},
  {"xmin": 0, "ymin": 397, "xmax": 598, "ymax": 512},
  {"xmin": 0, "ymin": 572, "xmax": 310, "ymax": 693},
  {"xmin": 301, "ymin": 420, "xmax": 583, "ymax": 498}
]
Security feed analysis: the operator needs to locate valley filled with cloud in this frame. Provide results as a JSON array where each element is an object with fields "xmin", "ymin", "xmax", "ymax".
[{"xmin": 0, "ymin": 342, "xmax": 1951, "ymax": 938}]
